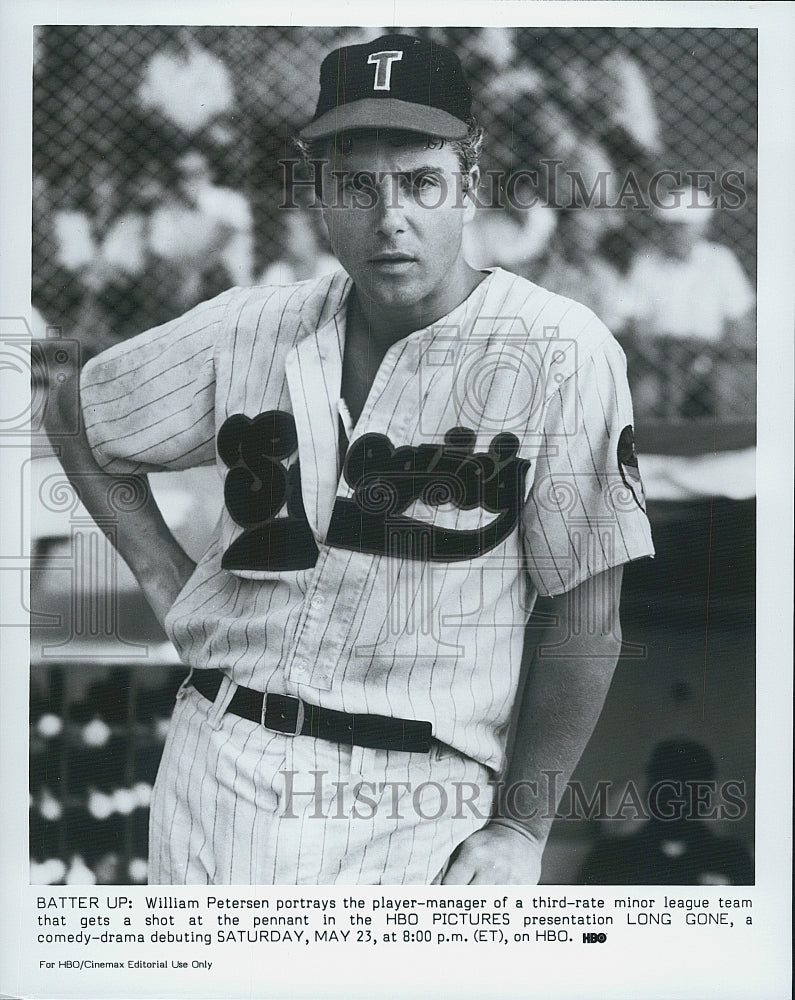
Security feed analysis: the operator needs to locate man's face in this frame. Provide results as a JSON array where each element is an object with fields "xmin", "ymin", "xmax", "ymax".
[{"xmin": 319, "ymin": 131, "xmax": 477, "ymax": 319}]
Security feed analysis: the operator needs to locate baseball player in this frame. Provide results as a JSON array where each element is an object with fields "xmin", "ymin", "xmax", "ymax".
[{"xmin": 44, "ymin": 33, "xmax": 654, "ymax": 884}]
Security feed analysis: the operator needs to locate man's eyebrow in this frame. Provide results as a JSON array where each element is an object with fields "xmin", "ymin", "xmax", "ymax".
[
  {"xmin": 388, "ymin": 166, "xmax": 445, "ymax": 178},
  {"xmin": 334, "ymin": 165, "xmax": 446, "ymax": 179}
]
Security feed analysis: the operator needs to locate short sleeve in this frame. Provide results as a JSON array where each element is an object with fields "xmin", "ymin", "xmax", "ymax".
[
  {"xmin": 522, "ymin": 336, "xmax": 655, "ymax": 596},
  {"xmin": 80, "ymin": 289, "xmax": 235, "ymax": 474}
]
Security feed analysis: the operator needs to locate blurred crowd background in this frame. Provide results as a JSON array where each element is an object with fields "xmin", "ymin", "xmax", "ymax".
[
  {"xmin": 32, "ymin": 25, "xmax": 757, "ymax": 421},
  {"xmin": 30, "ymin": 25, "xmax": 757, "ymax": 886}
]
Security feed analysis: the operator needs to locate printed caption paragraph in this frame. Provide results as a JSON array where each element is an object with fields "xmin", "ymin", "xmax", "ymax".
[{"xmin": 33, "ymin": 891, "xmax": 756, "ymax": 968}]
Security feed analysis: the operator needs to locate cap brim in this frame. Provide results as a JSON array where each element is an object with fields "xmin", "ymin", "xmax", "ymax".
[{"xmin": 299, "ymin": 98, "xmax": 468, "ymax": 140}]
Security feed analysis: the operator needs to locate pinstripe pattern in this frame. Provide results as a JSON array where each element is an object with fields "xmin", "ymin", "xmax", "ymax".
[
  {"xmin": 82, "ymin": 266, "xmax": 653, "ymax": 883},
  {"xmin": 149, "ymin": 686, "xmax": 492, "ymax": 884},
  {"xmin": 82, "ymin": 267, "xmax": 653, "ymax": 771}
]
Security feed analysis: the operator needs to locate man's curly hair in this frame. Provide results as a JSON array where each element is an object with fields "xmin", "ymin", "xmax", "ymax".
[{"xmin": 292, "ymin": 121, "xmax": 485, "ymax": 201}]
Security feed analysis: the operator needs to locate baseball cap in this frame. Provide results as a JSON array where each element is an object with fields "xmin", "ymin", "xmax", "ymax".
[{"xmin": 299, "ymin": 33, "xmax": 472, "ymax": 141}]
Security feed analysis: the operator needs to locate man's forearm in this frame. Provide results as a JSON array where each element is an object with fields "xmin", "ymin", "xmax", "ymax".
[
  {"xmin": 41, "ymin": 354, "xmax": 196, "ymax": 626},
  {"xmin": 495, "ymin": 567, "xmax": 624, "ymax": 847},
  {"xmin": 441, "ymin": 567, "xmax": 624, "ymax": 884}
]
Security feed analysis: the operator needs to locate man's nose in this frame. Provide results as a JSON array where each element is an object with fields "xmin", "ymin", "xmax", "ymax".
[{"xmin": 373, "ymin": 175, "xmax": 408, "ymax": 236}]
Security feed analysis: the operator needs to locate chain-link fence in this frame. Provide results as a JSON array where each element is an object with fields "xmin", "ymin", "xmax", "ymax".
[
  {"xmin": 30, "ymin": 26, "xmax": 757, "ymax": 886},
  {"xmin": 33, "ymin": 25, "xmax": 757, "ymax": 430}
]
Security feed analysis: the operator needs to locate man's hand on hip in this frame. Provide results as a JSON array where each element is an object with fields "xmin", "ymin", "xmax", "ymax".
[{"xmin": 441, "ymin": 822, "xmax": 543, "ymax": 885}]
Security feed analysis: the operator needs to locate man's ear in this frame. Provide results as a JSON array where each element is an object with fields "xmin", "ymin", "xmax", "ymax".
[
  {"xmin": 317, "ymin": 159, "xmax": 337, "ymax": 244},
  {"xmin": 463, "ymin": 165, "xmax": 480, "ymax": 224}
]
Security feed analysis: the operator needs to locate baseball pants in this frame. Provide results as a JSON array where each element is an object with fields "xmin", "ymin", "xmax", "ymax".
[{"xmin": 148, "ymin": 677, "xmax": 494, "ymax": 884}]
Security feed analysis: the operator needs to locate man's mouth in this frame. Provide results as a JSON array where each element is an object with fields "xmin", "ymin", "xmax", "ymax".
[{"xmin": 370, "ymin": 252, "xmax": 417, "ymax": 265}]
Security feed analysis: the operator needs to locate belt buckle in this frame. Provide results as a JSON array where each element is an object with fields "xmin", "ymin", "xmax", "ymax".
[{"xmin": 262, "ymin": 694, "xmax": 305, "ymax": 737}]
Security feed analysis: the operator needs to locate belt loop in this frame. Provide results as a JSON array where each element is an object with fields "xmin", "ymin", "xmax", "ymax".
[
  {"xmin": 175, "ymin": 668, "xmax": 194, "ymax": 700},
  {"xmin": 208, "ymin": 675, "xmax": 236, "ymax": 729}
]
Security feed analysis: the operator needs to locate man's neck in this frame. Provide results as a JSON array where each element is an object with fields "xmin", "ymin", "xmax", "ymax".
[{"xmin": 350, "ymin": 266, "xmax": 487, "ymax": 352}]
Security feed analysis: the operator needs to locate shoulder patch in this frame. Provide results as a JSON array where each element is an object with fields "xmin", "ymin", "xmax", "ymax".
[{"xmin": 617, "ymin": 424, "xmax": 647, "ymax": 511}]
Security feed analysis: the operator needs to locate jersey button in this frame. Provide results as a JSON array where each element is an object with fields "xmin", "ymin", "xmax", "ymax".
[{"xmin": 310, "ymin": 595, "xmax": 326, "ymax": 609}]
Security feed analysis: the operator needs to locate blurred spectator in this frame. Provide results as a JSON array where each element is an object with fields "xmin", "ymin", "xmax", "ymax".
[
  {"xmin": 465, "ymin": 62, "xmax": 626, "ymax": 279},
  {"xmin": 534, "ymin": 208, "xmax": 627, "ymax": 328},
  {"xmin": 137, "ymin": 34, "xmax": 235, "ymax": 137},
  {"xmin": 618, "ymin": 187, "xmax": 756, "ymax": 344},
  {"xmin": 615, "ymin": 186, "xmax": 756, "ymax": 418},
  {"xmin": 32, "ymin": 174, "xmax": 83, "ymax": 332},
  {"xmin": 473, "ymin": 27, "xmax": 517, "ymax": 71},
  {"xmin": 45, "ymin": 147, "xmax": 255, "ymax": 355},
  {"xmin": 464, "ymin": 68, "xmax": 562, "ymax": 274},
  {"xmin": 595, "ymin": 50, "xmax": 663, "ymax": 158},
  {"xmin": 557, "ymin": 49, "xmax": 662, "ymax": 177},
  {"xmin": 579, "ymin": 740, "xmax": 753, "ymax": 885},
  {"xmin": 149, "ymin": 148, "xmax": 254, "ymax": 300},
  {"xmin": 47, "ymin": 159, "xmax": 188, "ymax": 354},
  {"xmin": 463, "ymin": 181, "xmax": 556, "ymax": 277},
  {"xmin": 432, "ymin": 26, "xmax": 517, "ymax": 82},
  {"xmin": 49, "ymin": 168, "xmax": 110, "ymax": 290},
  {"xmin": 258, "ymin": 207, "xmax": 339, "ymax": 286}
]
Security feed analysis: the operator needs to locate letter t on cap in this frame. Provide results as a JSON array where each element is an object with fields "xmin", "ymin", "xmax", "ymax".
[{"xmin": 367, "ymin": 50, "xmax": 404, "ymax": 90}]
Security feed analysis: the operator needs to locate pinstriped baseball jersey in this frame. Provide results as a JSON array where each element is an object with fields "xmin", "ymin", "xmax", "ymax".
[{"xmin": 81, "ymin": 267, "xmax": 654, "ymax": 772}]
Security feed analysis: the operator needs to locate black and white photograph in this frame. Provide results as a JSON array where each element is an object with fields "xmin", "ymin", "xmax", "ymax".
[{"xmin": 1, "ymin": 3, "xmax": 792, "ymax": 999}]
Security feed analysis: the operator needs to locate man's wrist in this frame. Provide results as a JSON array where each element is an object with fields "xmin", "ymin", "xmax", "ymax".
[{"xmin": 488, "ymin": 816, "xmax": 547, "ymax": 849}]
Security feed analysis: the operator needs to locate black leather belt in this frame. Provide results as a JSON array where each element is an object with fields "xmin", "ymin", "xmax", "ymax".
[{"xmin": 189, "ymin": 669, "xmax": 433, "ymax": 754}]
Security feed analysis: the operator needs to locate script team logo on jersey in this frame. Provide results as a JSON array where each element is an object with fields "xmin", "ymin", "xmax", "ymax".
[
  {"xmin": 617, "ymin": 424, "xmax": 647, "ymax": 511},
  {"xmin": 326, "ymin": 426, "xmax": 531, "ymax": 561},
  {"xmin": 217, "ymin": 411, "xmax": 318, "ymax": 571}
]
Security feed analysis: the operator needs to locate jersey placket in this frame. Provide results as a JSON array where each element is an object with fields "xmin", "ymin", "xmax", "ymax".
[{"xmin": 282, "ymin": 322, "xmax": 423, "ymax": 692}]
